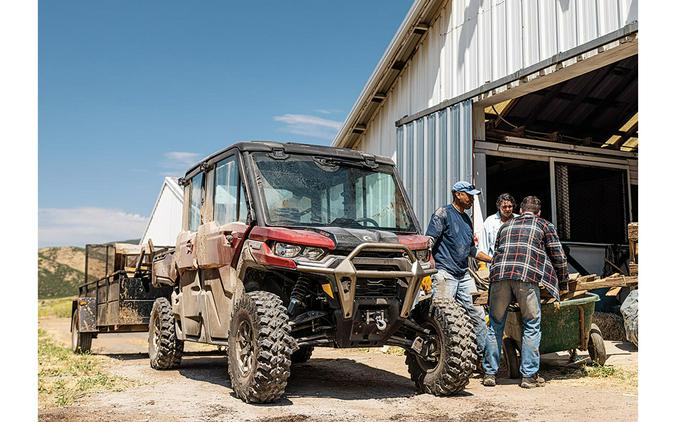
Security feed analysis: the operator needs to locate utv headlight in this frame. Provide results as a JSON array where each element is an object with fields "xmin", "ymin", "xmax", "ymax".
[
  {"xmin": 301, "ymin": 246, "xmax": 326, "ymax": 261},
  {"xmin": 274, "ymin": 242, "xmax": 302, "ymax": 258},
  {"xmin": 414, "ymin": 249, "xmax": 430, "ymax": 262},
  {"xmin": 273, "ymin": 243, "xmax": 326, "ymax": 261}
]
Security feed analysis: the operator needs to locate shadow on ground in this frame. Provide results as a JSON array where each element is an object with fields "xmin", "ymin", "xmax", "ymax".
[{"xmin": 176, "ymin": 356, "xmax": 434, "ymax": 402}]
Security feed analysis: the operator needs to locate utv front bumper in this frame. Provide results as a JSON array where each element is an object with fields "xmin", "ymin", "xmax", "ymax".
[{"xmin": 294, "ymin": 242, "xmax": 436, "ymax": 320}]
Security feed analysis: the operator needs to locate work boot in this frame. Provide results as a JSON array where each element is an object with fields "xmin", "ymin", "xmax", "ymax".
[
  {"xmin": 482, "ymin": 374, "xmax": 496, "ymax": 387},
  {"xmin": 520, "ymin": 373, "xmax": 546, "ymax": 389}
]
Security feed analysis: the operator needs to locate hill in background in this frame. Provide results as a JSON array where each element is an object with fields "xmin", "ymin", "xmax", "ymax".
[{"xmin": 38, "ymin": 247, "xmax": 85, "ymax": 299}]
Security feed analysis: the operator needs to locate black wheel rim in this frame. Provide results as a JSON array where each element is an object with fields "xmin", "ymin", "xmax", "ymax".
[
  {"xmin": 416, "ymin": 320, "xmax": 442, "ymax": 371},
  {"xmin": 235, "ymin": 319, "xmax": 254, "ymax": 376},
  {"xmin": 150, "ymin": 313, "xmax": 160, "ymax": 358}
]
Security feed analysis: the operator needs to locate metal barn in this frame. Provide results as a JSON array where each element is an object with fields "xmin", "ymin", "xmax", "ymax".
[{"xmin": 333, "ymin": 0, "xmax": 638, "ymax": 279}]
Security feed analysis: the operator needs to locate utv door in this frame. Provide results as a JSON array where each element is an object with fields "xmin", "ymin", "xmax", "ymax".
[
  {"xmin": 196, "ymin": 154, "xmax": 250, "ymax": 341},
  {"xmin": 176, "ymin": 172, "xmax": 205, "ymax": 338}
]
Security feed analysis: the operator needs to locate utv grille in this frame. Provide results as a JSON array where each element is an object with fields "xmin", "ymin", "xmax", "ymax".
[{"xmin": 355, "ymin": 278, "xmax": 398, "ymax": 297}]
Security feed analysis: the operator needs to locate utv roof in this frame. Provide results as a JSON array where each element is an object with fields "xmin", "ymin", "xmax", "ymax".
[{"xmin": 183, "ymin": 141, "xmax": 395, "ymax": 179}]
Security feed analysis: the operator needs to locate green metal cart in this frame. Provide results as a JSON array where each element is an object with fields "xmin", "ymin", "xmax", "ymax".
[{"xmin": 501, "ymin": 292, "xmax": 606, "ymax": 378}]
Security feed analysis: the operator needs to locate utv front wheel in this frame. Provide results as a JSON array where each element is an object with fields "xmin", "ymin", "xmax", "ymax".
[
  {"xmin": 228, "ymin": 291, "xmax": 295, "ymax": 403},
  {"xmin": 405, "ymin": 298, "xmax": 477, "ymax": 395},
  {"xmin": 149, "ymin": 297, "xmax": 183, "ymax": 369}
]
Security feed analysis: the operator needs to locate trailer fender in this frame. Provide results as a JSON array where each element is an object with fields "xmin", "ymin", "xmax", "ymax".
[{"xmin": 75, "ymin": 297, "xmax": 98, "ymax": 333}]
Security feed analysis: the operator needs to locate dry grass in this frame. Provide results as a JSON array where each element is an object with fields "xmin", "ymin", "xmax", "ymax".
[
  {"xmin": 38, "ymin": 329, "xmax": 133, "ymax": 407},
  {"xmin": 38, "ymin": 297, "xmax": 74, "ymax": 319}
]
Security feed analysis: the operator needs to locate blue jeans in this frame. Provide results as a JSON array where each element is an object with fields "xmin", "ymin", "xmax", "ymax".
[
  {"xmin": 482, "ymin": 280, "xmax": 541, "ymax": 377},
  {"xmin": 432, "ymin": 269, "xmax": 487, "ymax": 358}
]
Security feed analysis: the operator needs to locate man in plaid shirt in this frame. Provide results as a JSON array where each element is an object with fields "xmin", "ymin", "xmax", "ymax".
[{"xmin": 482, "ymin": 196, "xmax": 567, "ymax": 389}]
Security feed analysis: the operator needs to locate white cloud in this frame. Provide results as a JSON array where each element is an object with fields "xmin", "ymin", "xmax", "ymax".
[
  {"xmin": 163, "ymin": 151, "xmax": 201, "ymax": 167},
  {"xmin": 314, "ymin": 109, "xmax": 342, "ymax": 115},
  {"xmin": 273, "ymin": 114, "xmax": 343, "ymax": 140},
  {"xmin": 39, "ymin": 208, "xmax": 148, "ymax": 247}
]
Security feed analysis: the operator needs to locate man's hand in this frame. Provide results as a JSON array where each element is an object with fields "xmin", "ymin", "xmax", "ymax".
[{"xmin": 475, "ymin": 251, "xmax": 492, "ymax": 263}]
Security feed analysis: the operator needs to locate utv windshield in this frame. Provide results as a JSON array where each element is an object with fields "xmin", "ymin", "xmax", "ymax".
[{"xmin": 251, "ymin": 152, "xmax": 416, "ymax": 232}]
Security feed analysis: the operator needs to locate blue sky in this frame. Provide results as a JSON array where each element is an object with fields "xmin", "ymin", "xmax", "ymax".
[{"xmin": 39, "ymin": 0, "xmax": 413, "ymax": 246}]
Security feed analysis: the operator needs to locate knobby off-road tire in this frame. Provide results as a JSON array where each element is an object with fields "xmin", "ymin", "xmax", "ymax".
[
  {"xmin": 71, "ymin": 309, "xmax": 92, "ymax": 354},
  {"xmin": 405, "ymin": 298, "xmax": 477, "ymax": 395},
  {"xmin": 149, "ymin": 297, "xmax": 184, "ymax": 369},
  {"xmin": 291, "ymin": 346, "xmax": 314, "ymax": 364},
  {"xmin": 228, "ymin": 291, "xmax": 295, "ymax": 403}
]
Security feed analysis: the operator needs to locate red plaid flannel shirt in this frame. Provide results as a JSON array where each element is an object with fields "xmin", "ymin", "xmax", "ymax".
[{"xmin": 489, "ymin": 213, "xmax": 568, "ymax": 300}]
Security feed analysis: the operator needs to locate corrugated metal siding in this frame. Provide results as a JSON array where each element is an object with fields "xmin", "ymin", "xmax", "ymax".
[
  {"xmin": 396, "ymin": 100, "xmax": 473, "ymax": 225},
  {"xmin": 359, "ymin": 0, "xmax": 637, "ymax": 157}
]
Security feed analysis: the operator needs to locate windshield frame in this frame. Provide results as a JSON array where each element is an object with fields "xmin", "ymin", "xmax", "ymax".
[{"xmin": 245, "ymin": 151, "xmax": 421, "ymax": 234}]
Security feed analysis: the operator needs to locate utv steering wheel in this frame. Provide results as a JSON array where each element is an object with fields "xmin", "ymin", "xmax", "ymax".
[{"xmin": 355, "ymin": 217, "xmax": 379, "ymax": 227}]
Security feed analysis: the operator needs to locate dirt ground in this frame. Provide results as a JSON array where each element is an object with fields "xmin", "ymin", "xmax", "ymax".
[{"xmin": 39, "ymin": 317, "xmax": 637, "ymax": 422}]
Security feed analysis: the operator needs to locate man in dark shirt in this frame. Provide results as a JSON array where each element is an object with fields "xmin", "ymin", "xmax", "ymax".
[
  {"xmin": 482, "ymin": 196, "xmax": 568, "ymax": 389},
  {"xmin": 426, "ymin": 181, "xmax": 492, "ymax": 362}
]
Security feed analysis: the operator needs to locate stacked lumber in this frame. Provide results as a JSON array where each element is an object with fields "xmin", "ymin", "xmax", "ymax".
[
  {"xmin": 628, "ymin": 222, "xmax": 638, "ymax": 276},
  {"xmin": 471, "ymin": 272, "xmax": 638, "ymax": 306}
]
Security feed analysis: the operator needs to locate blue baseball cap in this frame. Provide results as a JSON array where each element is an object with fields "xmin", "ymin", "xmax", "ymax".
[{"xmin": 451, "ymin": 181, "xmax": 481, "ymax": 195}]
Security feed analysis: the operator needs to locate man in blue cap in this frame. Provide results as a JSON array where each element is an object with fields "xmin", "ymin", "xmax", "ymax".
[{"xmin": 425, "ymin": 181, "xmax": 492, "ymax": 366}]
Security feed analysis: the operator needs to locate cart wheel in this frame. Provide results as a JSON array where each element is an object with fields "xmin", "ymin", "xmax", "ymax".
[
  {"xmin": 503, "ymin": 337, "xmax": 520, "ymax": 379},
  {"xmin": 71, "ymin": 309, "xmax": 92, "ymax": 354},
  {"xmin": 587, "ymin": 323, "xmax": 607, "ymax": 365},
  {"xmin": 568, "ymin": 349, "xmax": 578, "ymax": 362}
]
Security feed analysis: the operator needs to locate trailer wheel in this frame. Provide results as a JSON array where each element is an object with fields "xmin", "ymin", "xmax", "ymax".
[
  {"xmin": 149, "ymin": 297, "xmax": 183, "ymax": 369},
  {"xmin": 71, "ymin": 309, "xmax": 92, "ymax": 354},
  {"xmin": 587, "ymin": 323, "xmax": 607, "ymax": 365},
  {"xmin": 503, "ymin": 337, "xmax": 520, "ymax": 379},
  {"xmin": 291, "ymin": 346, "xmax": 314, "ymax": 364},
  {"xmin": 405, "ymin": 298, "xmax": 477, "ymax": 395},
  {"xmin": 228, "ymin": 291, "xmax": 295, "ymax": 403}
]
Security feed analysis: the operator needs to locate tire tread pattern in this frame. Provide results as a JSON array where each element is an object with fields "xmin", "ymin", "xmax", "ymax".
[
  {"xmin": 404, "ymin": 298, "xmax": 478, "ymax": 395},
  {"xmin": 228, "ymin": 291, "xmax": 296, "ymax": 403},
  {"xmin": 149, "ymin": 297, "xmax": 184, "ymax": 369}
]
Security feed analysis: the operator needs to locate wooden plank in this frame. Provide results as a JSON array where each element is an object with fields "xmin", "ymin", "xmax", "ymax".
[
  {"xmin": 575, "ymin": 275, "xmax": 638, "ymax": 291},
  {"xmin": 605, "ymin": 286, "xmax": 623, "ymax": 297}
]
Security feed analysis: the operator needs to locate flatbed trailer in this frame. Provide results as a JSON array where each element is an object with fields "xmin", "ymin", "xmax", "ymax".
[{"xmin": 70, "ymin": 243, "xmax": 173, "ymax": 353}]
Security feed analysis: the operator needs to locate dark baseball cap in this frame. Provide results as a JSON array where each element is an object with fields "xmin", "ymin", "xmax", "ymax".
[{"xmin": 451, "ymin": 181, "xmax": 481, "ymax": 195}]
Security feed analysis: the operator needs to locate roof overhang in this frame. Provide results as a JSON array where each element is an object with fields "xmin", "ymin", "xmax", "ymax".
[{"xmin": 331, "ymin": 0, "xmax": 445, "ymax": 149}]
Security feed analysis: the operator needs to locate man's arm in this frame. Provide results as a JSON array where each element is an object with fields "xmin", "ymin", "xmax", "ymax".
[
  {"xmin": 425, "ymin": 207, "xmax": 446, "ymax": 248},
  {"xmin": 544, "ymin": 222, "xmax": 568, "ymax": 281},
  {"xmin": 475, "ymin": 250, "xmax": 492, "ymax": 263}
]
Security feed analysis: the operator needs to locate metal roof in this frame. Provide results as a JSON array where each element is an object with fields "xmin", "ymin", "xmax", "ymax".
[
  {"xmin": 485, "ymin": 55, "xmax": 638, "ymax": 151},
  {"xmin": 331, "ymin": 0, "xmax": 445, "ymax": 148}
]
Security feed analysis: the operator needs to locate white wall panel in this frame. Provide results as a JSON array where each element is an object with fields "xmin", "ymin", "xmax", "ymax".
[{"xmin": 358, "ymin": 0, "xmax": 638, "ymax": 158}]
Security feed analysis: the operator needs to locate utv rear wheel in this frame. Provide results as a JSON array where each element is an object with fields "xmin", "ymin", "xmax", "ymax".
[
  {"xmin": 291, "ymin": 346, "xmax": 314, "ymax": 364},
  {"xmin": 405, "ymin": 298, "xmax": 477, "ymax": 395},
  {"xmin": 228, "ymin": 291, "xmax": 295, "ymax": 403},
  {"xmin": 71, "ymin": 309, "xmax": 92, "ymax": 354},
  {"xmin": 149, "ymin": 297, "xmax": 183, "ymax": 369}
]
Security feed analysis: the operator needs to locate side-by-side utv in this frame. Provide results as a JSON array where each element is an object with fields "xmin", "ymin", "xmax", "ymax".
[{"xmin": 148, "ymin": 141, "xmax": 477, "ymax": 402}]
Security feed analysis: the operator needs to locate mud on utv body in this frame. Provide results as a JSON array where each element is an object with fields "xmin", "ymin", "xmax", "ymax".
[{"xmin": 147, "ymin": 142, "xmax": 478, "ymax": 403}]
